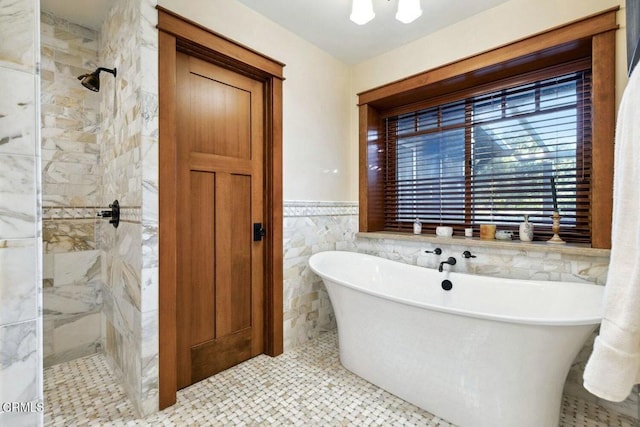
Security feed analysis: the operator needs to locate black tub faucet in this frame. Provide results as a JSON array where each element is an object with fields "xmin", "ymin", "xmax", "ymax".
[
  {"xmin": 462, "ymin": 250, "xmax": 476, "ymax": 259},
  {"xmin": 438, "ymin": 257, "xmax": 457, "ymax": 272},
  {"xmin": 425, "ymin": 248, "xmax": 442, "ymax": 255}
]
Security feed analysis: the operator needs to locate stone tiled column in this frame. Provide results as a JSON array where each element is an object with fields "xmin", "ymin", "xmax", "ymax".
[{"xmin": 98, "ymin": 0, "xmax": 158, "ymax": 416}]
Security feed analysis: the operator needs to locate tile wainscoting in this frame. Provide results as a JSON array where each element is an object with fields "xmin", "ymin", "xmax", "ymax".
[{"xmin": 282, "ymin": 201, "xmax": 358, "ymax": 351}]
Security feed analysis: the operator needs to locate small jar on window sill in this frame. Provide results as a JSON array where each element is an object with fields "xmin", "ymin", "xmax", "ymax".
[
  {"xmin": 413, "ymin": 218, "xmax": 422, "ymax": 235},
  {"xmin": 519, "ymin": 214, "xmax": 534, "ymax": 242}
]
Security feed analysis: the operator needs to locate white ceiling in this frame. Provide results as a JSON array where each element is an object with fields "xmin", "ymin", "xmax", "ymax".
[
  {"xmin": 40, "ymin": 0, "xmax": 112, "ymax": 30},
  {"xmin": 235, "ymin": 0, "xmax": 511, "ymax": 64},
  {"xmin": 40, "ymin": 0, "xmax": 511, "ymax": 64}
]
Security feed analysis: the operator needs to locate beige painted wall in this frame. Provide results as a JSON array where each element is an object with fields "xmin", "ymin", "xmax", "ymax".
[
  {"xmin": 157, "ymin": 0, "xmax": 353, "ymax": 202},
  {"xmin": 348, "ymin": 0, "xmax": 628, "ymax": 200},
  {"xmin": 352, "ymin": 0, "xmax": 626, "ymax": 93},
  {"xmin": 158, "ymin": 0, "xmax": 628, "ymax": 203}
]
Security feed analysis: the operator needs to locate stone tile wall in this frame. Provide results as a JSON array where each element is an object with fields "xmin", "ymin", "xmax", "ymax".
[
  {"xmin": 40, "ymin": 12, "xmax": 103, "ymax": 367},
  {"xmin": 0, "ymin": 0, "xmax": 42, "ymax": 425},
  {"xmin": 348, "ymin": 234, "xmax": 610, "ymax": 285},
  {"xmin": 283, "ymin": 201, "xmax": 358, "ymax": 350},
  {"xmin": 99, "ymin": 0, "xmax": 158, "ymax": 417},
  {"xmin": 40, "ymin": 11, "xmax": 100, "ymax": 207}
]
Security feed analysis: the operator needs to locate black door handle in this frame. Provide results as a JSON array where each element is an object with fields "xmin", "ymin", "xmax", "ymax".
[{"xmin": 253, "ymin": 223, "xmax": 266, "ymax": 241}]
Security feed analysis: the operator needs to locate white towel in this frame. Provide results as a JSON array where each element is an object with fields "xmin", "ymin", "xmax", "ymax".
[{"xmin": 583, "ymin": 64, "xmax": 640, "ymax": 402}]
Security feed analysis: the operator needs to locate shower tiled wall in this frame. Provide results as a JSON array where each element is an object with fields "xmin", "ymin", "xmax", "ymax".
[
  {"xmin": 0, "ymin": 0, "xmax": 42, "ymax": 425},
  {"xmin": 40, "ymin": 12, "xmax": 103, "ymax": 367},
  {"xmin": 99, "ymin": 0, "xmax": 158, "ymax": 416},
  {"xmin": 40, "ymin": 12, "xmax": 100, "ymax": 207}
]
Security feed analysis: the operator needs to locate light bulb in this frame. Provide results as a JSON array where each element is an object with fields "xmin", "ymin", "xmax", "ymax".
[
  {"xmin": 396, "ymin": 0, "xmax": 422, "ymax": 24},
  {"xmin": 350, "ymin": 0, "xmax": 375, "ymax": 25}
]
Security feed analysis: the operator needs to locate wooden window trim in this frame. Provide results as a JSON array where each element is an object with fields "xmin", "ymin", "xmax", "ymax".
[
  {"xmin": 158, "ymin": 7, "xmax": 284, "ymax": 409},
  {"xmin": 380, "ymin": 59, "xmax": 592, "ymax": 120},
  {"xmin": 358, "ymin": 8, "xmax": 618, "ymax": 249}
]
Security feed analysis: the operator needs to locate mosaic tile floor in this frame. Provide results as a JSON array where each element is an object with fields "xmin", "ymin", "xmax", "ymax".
[{"xmin": 44, "ymin": 330, "xmax": 638, "ymax": 427}]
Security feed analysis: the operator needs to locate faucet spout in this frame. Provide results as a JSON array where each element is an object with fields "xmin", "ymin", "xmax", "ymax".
[{"xmin": 438, "ymin": 257, "xmax": 457, "ymax": 272}]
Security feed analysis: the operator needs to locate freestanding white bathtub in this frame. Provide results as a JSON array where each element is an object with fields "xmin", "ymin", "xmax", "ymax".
[{"xmin": 308, "ymin": 251, "xmax": 604, "ymax": 427}]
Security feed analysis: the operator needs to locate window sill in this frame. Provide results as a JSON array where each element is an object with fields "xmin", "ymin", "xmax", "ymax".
[{"xmin": 356, "ymin": 231, "xmax": 611, "ymax": 258}]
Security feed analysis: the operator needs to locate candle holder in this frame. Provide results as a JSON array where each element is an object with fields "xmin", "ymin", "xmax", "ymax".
[{"xmin": 547, "ymin": 210, "xmax": 566, "ymax": 244}]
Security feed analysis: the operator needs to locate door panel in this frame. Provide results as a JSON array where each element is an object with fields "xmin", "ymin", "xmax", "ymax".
[
  {"xmin": 190, "ymin": 329, "xmax": 252, "ymax": 384},
  {"xmin": 176, "ymin": 52, "xmax": 265, "ymax": 389},
  {"xmin": 210, "ymin": 172, "xmax": 253, "ymax": 338},
  {"xmin": 189, "ymin": 72, "xmax": 252, "ymax": 159},
  {"xmin": 189, "ymin": 171, "xmax": 215, "ymax": 346},
  {"xmin": 229, "ymin": 174, "xmax": 252, "ymax": 333}
]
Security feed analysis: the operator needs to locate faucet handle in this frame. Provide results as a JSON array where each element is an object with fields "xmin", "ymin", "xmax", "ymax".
[
  {"xmin": 462, "ymin": 250, "xmax": 476, "ymax": 259},
  {"xmin": 425, "ymin": 248, "xmax": 442, "ymax": 255}
]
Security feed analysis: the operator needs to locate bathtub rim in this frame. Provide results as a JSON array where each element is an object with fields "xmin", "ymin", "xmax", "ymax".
[{"xmin": 309, "ymin": 250, "xmax": 604, "ymax": 327}]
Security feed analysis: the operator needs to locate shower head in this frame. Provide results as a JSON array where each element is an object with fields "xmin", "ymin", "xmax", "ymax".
[{"xmin": 77, "ymin": 67, "xmax": 117, "ymax": 92}]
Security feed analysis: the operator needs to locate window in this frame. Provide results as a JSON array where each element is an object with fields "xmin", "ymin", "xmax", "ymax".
[
  {"xmin": 384, "ymin": 70, "xmax": 592, "ymax": 243},
  {"xmin": 357, "ymin": 9, "xmax": 616, "ymax": 248}
]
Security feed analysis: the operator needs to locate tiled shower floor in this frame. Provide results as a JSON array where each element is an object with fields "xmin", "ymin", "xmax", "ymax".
[{"xmin": 44, "ymin": 330, "xmax": 637, "ymax": 426}]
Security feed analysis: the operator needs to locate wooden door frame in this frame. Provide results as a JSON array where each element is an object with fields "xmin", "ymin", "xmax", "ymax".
[{"xmin": 157, "ymin": 7, "xmax": 284, "ymax": 409}]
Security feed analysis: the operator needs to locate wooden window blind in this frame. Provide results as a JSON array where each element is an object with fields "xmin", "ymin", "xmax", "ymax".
[{"xmin": 383, "ymin": 68, "xmax": 593, "ymax": 243}]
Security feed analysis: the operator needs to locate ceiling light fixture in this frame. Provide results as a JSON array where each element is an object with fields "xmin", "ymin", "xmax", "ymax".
[
  {"xmin": 350, "ymin": 0, "xmax": 375, "ymax": 25},
  {"xmin": 350, "ymin": 0, "xmax": 422, "ymax": 25},
  {"xmin": 395, "ymin": 0, "xmax": 423, "ymax": 24}
]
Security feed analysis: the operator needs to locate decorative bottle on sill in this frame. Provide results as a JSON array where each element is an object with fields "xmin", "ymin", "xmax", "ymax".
[
  {"xmin": 519, "ymin": 214, "xmax": 534, "ymax": 242},
  {"xmin": 413, "ymin": 218, "xmax": 422, "ymax": 235}
]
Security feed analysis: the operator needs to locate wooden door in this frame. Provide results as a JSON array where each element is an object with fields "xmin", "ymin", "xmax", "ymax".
[{"xmin": 176, "ymin": 52, "xmax": 265, "ymax": 388}]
